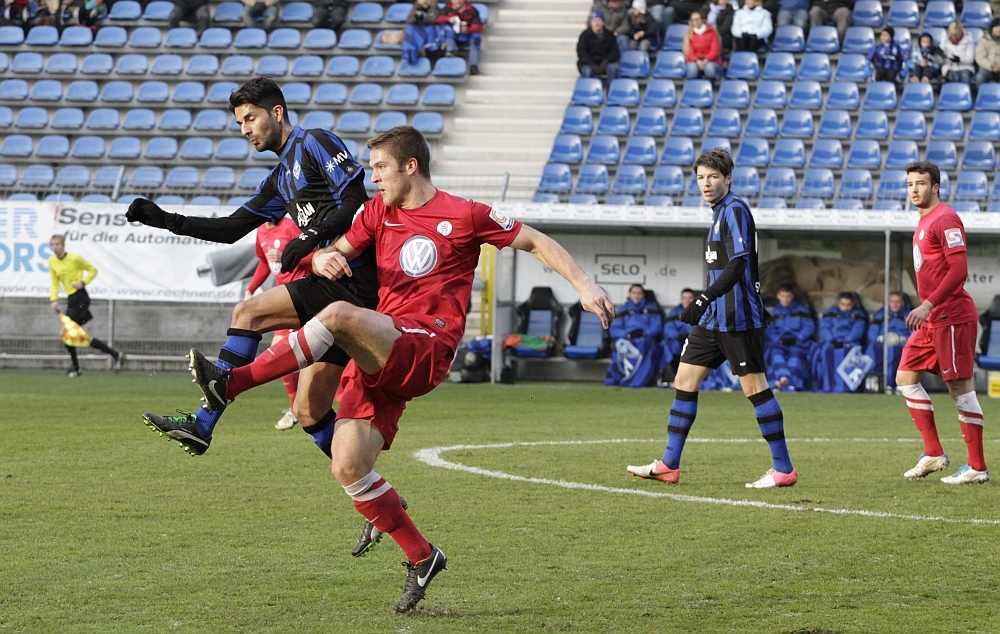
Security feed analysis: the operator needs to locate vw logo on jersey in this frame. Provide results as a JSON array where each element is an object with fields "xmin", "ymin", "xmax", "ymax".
[{"xmin": 399, "ymin": 236, "xmax": 438, "ymax": 277}]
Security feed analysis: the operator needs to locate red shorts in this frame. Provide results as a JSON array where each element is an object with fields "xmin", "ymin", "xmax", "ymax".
[
  {"xmin": 336, "ymin": 315, "xmax": 455, "ymax": 450},
  {"xmin": 898, "ymin": 321, "xmax": 977, "ymax": 381}
]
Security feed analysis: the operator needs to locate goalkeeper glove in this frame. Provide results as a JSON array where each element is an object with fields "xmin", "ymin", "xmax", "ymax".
[
  {"xmin": 679, "ymin": 292, "xmax": 714, "ymax": 325},
  {"xmin": 126, "ymin": 198, "xmax": 171, "ymax": 229}
]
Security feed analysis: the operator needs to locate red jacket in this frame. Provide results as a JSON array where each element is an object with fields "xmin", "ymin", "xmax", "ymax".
[
  {"xmin": 685, "ymin": 25, "xmax": 722, "ymax": 65},
  {"xmin": 436, "ymin": 1, "xmax": 483, "ymax": 33}
]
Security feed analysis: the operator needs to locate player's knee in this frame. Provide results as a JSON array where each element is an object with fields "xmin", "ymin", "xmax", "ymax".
[
  {"xmin": 230, "ymin": 300, "xmax": 255, "ymax": 329},
  {"xmin": 317, "ymin": 301, "xmax": 360, "ymax": 334},
  {"xmin": 330, "ymin": 452, "xmax": 365, "ymax": 485}
]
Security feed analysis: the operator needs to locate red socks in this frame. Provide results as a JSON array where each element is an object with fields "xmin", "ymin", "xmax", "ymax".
[
  {"xmin": 345, "ymin": 472, "xmax": 431, "ymax": 563},
  {"xmin": 281, "ymin": 373, "xmax": 299, "ymax": 407},
  {"xmin": 954, "ymin": 391, "xmax": 987, "ymax": 472},
  {"xmin": 228, "ymin": 319, "xmax": 334, "ymax": 398},
  {"xmin": 898, "ymin": 383, "xmax": 945, "ymax": 457}
]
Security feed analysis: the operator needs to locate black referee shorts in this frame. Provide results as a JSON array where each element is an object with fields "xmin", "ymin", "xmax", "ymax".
[
  {"xmin": 284, "ymin": 273, "xmax": 380, "ymax": 367},
  {"xmin": 679, "ymin": 325, "xmax": 766, "ymax": 376},
  {"xmin": 66, "ymin": 288, "xmax": 93, "ymax": 326}
]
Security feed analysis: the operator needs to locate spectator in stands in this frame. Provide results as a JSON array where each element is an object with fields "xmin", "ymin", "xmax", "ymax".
[
  {"xmin": 36, "ymin": 0, "xmax": 102, "ymax": 31},
  {"xmin": 811, "ymin": 292, "xmax": 868, "ymax": 393},
  {"xmin": 647, "ymin": 0, "xmax": 669, "ymax": 46},
  {"xmin": 941, "ymin": 21, "xmax": 976, "ymax": 83},
  {"xmin": 606, "ymin": 284, "xmax": 664, "ymax": 387},
  {"xmin": 701, "ymin": 0, "xmax": 735, "ymax": 51},
  {"xmin": 776, "ymin": 0, "xmax": 808, "ymax": 30},
  {"xmin": 908, "ymin": 32, "xmax": 944, "ymax": 83},
  {"xmin": 626, "ymin": 0, "xmax": 659, "ymax": 51},
  {"xmin": 865, "ymin": 291, "xmax": 911, "ymax": 390},
  {"xmin": 868, "ymin": 26, "xmax": 906, "ymax": 82},
  {"xmin": 683, "ymin": 10, "xmax": 723, "ymax": 79},
  {"xmin": 241, "ymin": 0, "xmax": 279, "ymax": 32},
  {"xmin": 660, "ymin": 0, "xmax": 705, "ymax": 27},
  {"xmin": 808, "ymin": 0, "xmax": 853, "ymax": 44},
  {"xmin": 590, "ymin": 0, "xmax": 630, "ymax": 51},
  {"xmin": 765, "ymin": 285, "xmax": 816, "ymax": 392},
  {"xmin": 975, "ymin": 18, "xmax": 1000, "ymax": 86},
  {"xmin": 311, "ymin": 0, "xmax": 347, "ymax": 32},
  {"xmin": 659, "ymin": 288, "xmax": 695, "ymax": 385},
  {"xmin": 169, "ymin": 0, "xmax": 209, "ymax": 34},
  {"xmin": 403, "ymin": 0, "xmax": 446, "ymax": 65},
  {"xmin": 730, "ymin": 0, "xmax": 772, "ymax": 52},
  {"xmin": 437, "ymin": 0, "xmax": 483, "ymax": 75},
  {"xmin": 2, "ymin": 0, "xmax": 34, "ymax": 33},
  {"xmin": 577, "ymin": 10, "xmax": 620, "ymax": 80}
]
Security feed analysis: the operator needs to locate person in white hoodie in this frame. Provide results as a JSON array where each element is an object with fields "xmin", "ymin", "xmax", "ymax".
[
  {"xmin": 940, "ymin": 21, "xmax": 976, "ymax": 83},
  {"xmin": 731, "ymin": 0, "xmax": 773, "ymax": 52}
]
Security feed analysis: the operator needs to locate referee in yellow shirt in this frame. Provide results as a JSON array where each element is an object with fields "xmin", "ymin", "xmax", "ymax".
[{"xmin": 48, "ymin": 234, "xmax": 123, "ymax": 377}]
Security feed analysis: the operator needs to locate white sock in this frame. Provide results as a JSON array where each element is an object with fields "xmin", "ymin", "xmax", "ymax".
[
  {"xmin": 953, "ymin": 391, "xmax": 985, "ymax": 427},
  {"xmin": 289, "ymin": 317, "xmax": 334, "ymax": 368}
]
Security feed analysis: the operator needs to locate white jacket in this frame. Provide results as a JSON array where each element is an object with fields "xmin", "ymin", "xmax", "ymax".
[
  {"xmin": 731, "ymin": 5, "xmax": 772, "ymax": 39},
  {"xmin": 940, "ymin": 32, "xmax": 975, "ymax": 74}
]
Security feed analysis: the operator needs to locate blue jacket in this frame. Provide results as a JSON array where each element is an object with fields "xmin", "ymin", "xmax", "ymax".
[
  {"xmin": 766, "ymin": 301, "xmax": 815, "ymax": 347},
  {"xmin": 819, "ymin": 305, "xmax": 867, "ymax": 346},
  {"xmin": 610, "ymin": 298, "xmax": 662, "ymax": 340},
  {"xmin": 662, "ymin": 304, "xmax": 692, "ymax": 352},
  {"xmin": 868, "ymin": 41, "xmax": 907, "ymax": 72},
  {"xmin": 867, "ymin": 307, "xmax": 911, "ymax": 345}
]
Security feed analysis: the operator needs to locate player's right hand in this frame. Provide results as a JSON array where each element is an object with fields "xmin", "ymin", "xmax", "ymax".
[
  {"xmin": 312, "ymin": 251, "xmax": 352, "ymax": 280},
  {"xmin": 125, "ymin": 198, "xmax": 167, "ymax": 228}
]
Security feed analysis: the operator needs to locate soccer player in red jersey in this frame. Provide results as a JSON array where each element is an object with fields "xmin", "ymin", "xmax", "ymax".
[
  {"xmin": 897, "ymin": 162, "xmax": 988, "ymax": 484},
  {"xmin": 188, "ymin": 126, "xmax": 615, "ymax": 611},
  {"xmin": 244, "ymin": 216, "xmax": 314, "ymax": 430}
]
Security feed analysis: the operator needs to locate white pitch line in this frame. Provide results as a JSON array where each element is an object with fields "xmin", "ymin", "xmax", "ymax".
[{"xmin": 412, "ymin": 439, "xmax": 1000, "ymax": 526}]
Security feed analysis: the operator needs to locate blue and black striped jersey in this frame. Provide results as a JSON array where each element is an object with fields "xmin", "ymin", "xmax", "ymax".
[{"xmin": 701, "ymin": 191, "xmax": 766, "ymax": 332}]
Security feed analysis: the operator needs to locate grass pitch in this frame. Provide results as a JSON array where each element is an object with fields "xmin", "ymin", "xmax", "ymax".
[{"xmin": 2, "ymin": 369, "xmax": 1000, "ymax": 633}]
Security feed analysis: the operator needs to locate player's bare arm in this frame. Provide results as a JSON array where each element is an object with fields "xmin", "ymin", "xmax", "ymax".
[
  {"xmin": 509, "ymin": 224, "xmax": 615, "ymax": 328},
  {"xmin": 312, "ymin": 236, "xmax": 360, "ymax": 280}
]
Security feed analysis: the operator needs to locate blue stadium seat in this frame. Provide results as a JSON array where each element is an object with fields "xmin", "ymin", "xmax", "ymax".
[
  {"xmin": 14, "ymin": 107, "xmax": 47, "ymax": 129},
  {"xmin": 0, "ymin": 107, "xmax": 11, "ymax": 128},
  {"xmin": 607, "ymin": 78, "xmax": 640, "ymax": 107},
  {"xmin": 753, "ymin": 80, "xmax": 787, "ymax": 107},
  {"xmin": 940, "ymin": 172, "xmax": 952, "ymax": 199},
  {"xmin": 569, "ymin": 194, "xmax": 599, "ymax": 204},
  {"xmin": 281, "ymin": 82, "xmax": 311, "ymax": 104},
  {"xmin": 282, "ymin": 1, "xmax": 313, "ymax": 22},
  {"xmin": 433, "ymin": 57, "xmax": 466, "ymax": 77},
  {"xmin": 660, "ymin": 136, "xmax": 695, "ymax": 165},
  {"xmin": 94, "ymin": 26, "xmax": 127, "ymax": 48},
  {"xmin": 20, "ymin": 165, "xmax": 54, "ymax": 186},
  {"xmin": 834, "ymin": 53, "xmax": 869, "ymax": 80},
  {"xmin": 80, "ymin": 53, "xmax": 113, "ymax": 74},
  {"xmin": 151, "ymin": 53, "xmax": 184, "ymax": 75},
  {"xmin": 56, "ymin": 165, "xmax": 91, "ymax": 188},
  {"xmin": 896, "ymin": 27, "xmax": 913, "ymax": 52},
  {"xmin": 85, "ymin": 108, "xmax": 119, "ymax": 130},
  {"xmin": 779, "ymin": 109, "xmax": 813, "ymax": 138},
  {"xmin": 165, "ymin": 166, "xmax": 200, "ymax": 189},
  {"xmin": 385, "ymin": 2, "xmax": 411, "ymax": 23},
  {"xmin": 736, "ymin": 137, "xmax": 770, "ymax": 166},
  {"xmin": 595, "ymin": 106, "xmax": 630, "ymax": 135},
  {"xmin": 216, "ymin": 138, "xmax": 249, "ymax": 159},
  {"xmin": 951, "ymin": 200, "xmax": 981, "ymax": 212},
  {"xmin": 188, "ymin": 195, "xmax": 221, "ymax": 206},
  {"xmin": 136, "ymin": 80, "xmax": 169, "ymax": 103},
  {"xmin": 924, "ymin": 0, "xmax": 957, "ymax": 26},
  {"xmin": 0, "ymin": 164, "xmax": 15, "ymax": 186},
  {"xmin": 158, "ymin": 109, "xmax": 192, "ymax": 130},
  {"xmin": 680, "ymin": 79, "xmax": 713, "ymax": 107},
  {"xmin": 622, "ymin": 135, "xmax": 657, "ymax": 165},
  {"xmin": 373, "ymin": 110, "xmax": 407, "ymax": 133},
  {"xmin": 831, "ymin": 197, "xmax": 865, "ymax": 209},
  {"xmin": 36, "ymin": 135, "xmax": 69, "ymax": 158},
  {"xmin": 962, "ymin": 0, "xmax": 992, "ymax": 27},
  {"xmin": 538, "ymin": 163, "xmax": 572, "ymax": 193},
  {"xmin": 717, "ymin": 80, "xmax": 750, "ymax": 107},
  {"xmin": 31, "ymin": 80, "xmax": 63, "ymax": 101},
  {"xmin": 954, "ymin": 170, "xmax": 989, "ymax": 200},
  {"xmin": 47, "ymin": 53, "xmax": 77, "ymax": 73},
  {"xmin": 12, "ymin": 52, "xmax": 42, "ymax": 74},
  {"xmin": 173, "ymin": 82, "xmax": 206, "ymax": 103},
  {"xmin": 69, "ymin": 136, "xmax": 104, "ymax": 159},
  {"xmin": 237, "ymin": 167, "xmax": 269, "ymax": 190},
  {"xmin": 52, "ymin": 107, "xmax": 84, "ymax": 129},
  {"xmin": 644, "ymin": 195, "xmax": 674, "ymax": 207},
  {"xmin": 856, "ymin": 110, "xmax": 889, "ymax": 139},
  {"xmin": 805, "ymin": 25, "xmax": 839, "ymax": 52},
  {"xmin": 303, "ymin": 28, "xmax": 337, "ymax": 50},
  {"xmin": 412, "ymin": 111, "xmax": 443, "ymax": 134},
  {"xmin": 877, "ymin": 170, "xmax": 908, "ymax": 199},
  {"xmin": 652, "ymin": 50, "xmax": 685, "ymax": 78},
  {"xmin": 326, "ymin": 55, "xmax": 360, "ymax": 76},
  {"xmin": 762, "ymin": 167, "xmax": 797, "ymax": 198},
  {"xmin": 26, "ymin": 26, "xmax": 59, "ymax": 46},
  {"xmin": 269, "ymin": 28, "xmax": 302, "ymax": 49},
  {"xmin": 969, "ymin": 111, "xmax": 1000, "ymax": 139},
  {"xmin": 839, "ymin": 169, "xmax": 874, "ymax": 198},
  {"xmin": 108, "ymin": 136, "xmax": 141, "ymax": 159},
  {"xmin": 664, "ymin": 22, "xmax": 687, "ymax": 50},
  {"xmin": 177, "ymin": 137, "xmax": 211, "ymax": 160},
  {"xmin": 397, "ymin": 58, "xmax": 431, "ymax": 76},
  {"xmin": 91, "ymin": 165, "xmax": 123, "ymax": 189},
  {"xmin": 773, "ymin": 25, "xmax": 805, "ymax": 51},
  {"xmin": 925, "ymin": 140, "xmax": 958, "ymax": 169},
  {"xmin": 772, "ymin": 139, "xmax": 806, "ymax": 167},
  {"xmin": 801, "ymin": 168, "xmax": 836, "ymax": 198},
  {"xmin": 301, "ymin": 110, "xmax": 335, "ymax": 130},
  {"xmin": 799, "ymin": 52, "xmax": 832, "ymax": 80},
  {"xmin": 143, "ymin": 1, "xmax": 174, "ymax": 20},
  {"xmin": 420, "ymin": 84, "xmax": 454, "ymax": 108},
  {"xmin": 122, "ymin": 109, "xmax": 155, "ymax": 130},
  {"xmin": 314, "ymin": 83, "xmax": 347, "ymax": 105},
  {"xmin": 885, "ymin": 140, "xmax": 919, "ymax": 167},
  {"xmin": 649, "ymin": 165, "xmax": 685, "ymax": 195},
  {"xmin": 60, "ymin": 25, "xmax": 93, "ymax": 46},
  {"xmin": 99, "ymin": 80, "xmax": 133, "ymax": 103},
  {"xmin": 887, "ymin": 0, "xmax": 920, "ymax": 26},
  {"xmin": 349, "ymin": 83, "xmax": 381, "ymax": 105},
  {"xmin": 362, "ymin": 55, "xmax": 395, "ymax": 77},
  {"xmin": 842, "ymin": 26, "xmax": 875, "ymax": 53},
  {"xmin": 707, "ymin": 108, "xmax": 741, "ymax": 137},
  {"xmin": 701, "ymin": 137, "xmax": 731, "ymax": 155},
  {"xmin": 863, "ymin": 81, "xmax": 897, "ymax": 109},
  {"xmin": 938, "ymin": 82, "xmax": 973, "ymax": 110},
  {"xmin": 109, "ymin": 0, "xmax": 141, "ymax": 19},
  {"xmin": 575, "ymin": 164, "xmax": 610, "ymax": 195},
  {"xmin": 682, "ymin": 194, "xmax": 710, "ymax": 207},
  {"xmin": 0, "ymin": 53, "xmax": 9, "ymax": 73},
  {"xmin": 550, "ymin": 134, "xmax": 583, "ymax": 163},
  {"xmin": 732, "ymin": 165, "xmax": 760, "ymax": 198},
  {"xmin": 617, "ymin": 50, "xmax": 650, "ymax": 78},
  {"xmin": 963, "ymin": 141, "xmax": 996, "ymax": 168},
  {"xmin": 226, "ymin": 195, "xmax": 250, "ymax": 206},
  {"xmin": 847, "ymin": 139, "xmax": 882, "ymax": 167},
  {"xmin": 129, "ymin": 26, "xmax": 162, "ymax": 47},
  {"xmin": 214, "ymin": 1, "xmax": 242, "ymax": 21},
  {"xmin": 350, "ymin": 1, "xmax": 382, "ymax": 22},
  {"xmin": 114, "ymin": 53, "xmax": 148, "ymax": 75},
  {"xmin": 206, "ymin": 81, "xmax": 238, "ymax": 103},
  {"xmin": 745, "ymin": 108, "xmax": 778, "ymax": 137},
  {"xmin": 893, "ymin": 110, "xmax": 927, "ymax": 139},
  {"xmin": 82, "ymin": 194, "xmax": 113, "ymax": 203},
  {"xmin": 670, "ymin": 108, "xmax": 704, "ymax": 136},
  {"xmin": 336, "ymin": 111, "xmax": 370, "ymax": 133},
  {"xmin": 818, "ymin": 111, "xmax": 852, "ymax": 138},
  {"xmin": 0, "ymin": 79, "xmax": 28, "ymax": 101},
  {"xmin": 727, "ymin": 52, "xmax": 760, "ymax": 79},
  {"xmin": 810, "ymin": 138, "xmax": 845, "ymax": 168},
  {"xmin": 234, "ymin": 27, "xmax": 267, "ymax": 48},
  {"xmin": 338, "ymin": 28, "xmax": 372, "ymax": 50},
  {"xmin": 974, "ymin": 82, "xmax": 1000, "ymax": 110},
  {"xmin": 788, "ymin": 80, "xmax": 822, "ymax": 108},
  {"xmin": 585, "ymin": 135, "xmax": 620, "ymax": 164},
  {"xmin": 642, "ymin": 79, "xmax": 677, "ymax": 106},
  {"xmin": 145, "ymin": 137, "xmax": 178, "ymax": 159},
  {"xmin": 852, "ymin": 0, "xmax": 884, "ymax": 25},
  {"xmin": 257, "ymin": 54, "xmax": 289, "ymax": 75},
  {"xmin": 0, "ymin": 25, "xmax": 24, "ymax": 45},
  {"xmin": 199, "ymin": 27, "xmax": 232, "ymax": 48},
  {"xmin": 221, "ymin": 55, "xmax": 254, "ymax": 75},
  {"xmin": 757, "ymin": 196, "xmax": 788, "ymax": 209},
  {"xmin": 612, "ymin": 164, "xmax": 647, "ymax": 195},
  {"xmin": 900, "ymin": 82, "xmax": 935, "ymax": 110},
  {"xmin": 385, "ymin": 83, "xmax": 419, "ymax": 106},
  {"xmin": 8, "ymin": 193, "xmax": 38, "ymax": 201},
  {"xmin": 191, "ymin": 109, "xmax": 225, "ymax": 131},
  {"xmin": 826, "ymin": 82, "xmax": 860, "ymax": 109}
]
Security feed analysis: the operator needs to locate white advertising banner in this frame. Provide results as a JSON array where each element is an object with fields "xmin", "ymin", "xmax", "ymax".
[{"xmin": 0, "ymin": 201, "xmax": 253, "ymax": 302}]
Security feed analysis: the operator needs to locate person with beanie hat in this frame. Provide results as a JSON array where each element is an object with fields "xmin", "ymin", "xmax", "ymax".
[
  {"xmin": 626, "ymin": 0, "xmax": 660, "ymax": 50},
  {"xmin": 868, "ymin": 26, "xmax": 906, "ymax": 82},
  {"xmin": 975, "ymin": 17, "xmax": 1000, "ymax": 86},
  {"xmin": 908, "ymin": 31, "xmax": 944, "ymax": 83},
  {"xmin": 578, "ymin": 10, "xmax": 621, "ymax": 79}
]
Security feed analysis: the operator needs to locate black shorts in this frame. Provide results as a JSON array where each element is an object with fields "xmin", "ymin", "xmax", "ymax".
[
  {"xmin": 679, "ymin": 325, "xmax": 766, "ymax": 376},
  {"xmin": 285, "ymin": 273, "xmax": 380, "ymax": 367},
  {"xmin": 66, "ymin": 288, "xmax": 93, "ymax": 326}
]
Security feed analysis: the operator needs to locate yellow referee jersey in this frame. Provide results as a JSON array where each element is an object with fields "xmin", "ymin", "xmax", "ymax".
[{"xmin": 49, "ymin": 253, "xmax": 97, "ymax": 302}]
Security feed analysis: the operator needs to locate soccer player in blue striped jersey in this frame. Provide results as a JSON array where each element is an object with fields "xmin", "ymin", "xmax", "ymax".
[{"xmin": 627, "ymin": 149, "xmax": 797, "ymax": 489}]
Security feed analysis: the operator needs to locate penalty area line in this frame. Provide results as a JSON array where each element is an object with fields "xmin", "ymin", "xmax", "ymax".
[{"xmin": 412, "ymin": 440, "xmax": 1000, "ymax": 526}]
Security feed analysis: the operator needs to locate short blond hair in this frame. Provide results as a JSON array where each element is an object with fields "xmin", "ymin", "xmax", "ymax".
[
  {"xmin": 947, "ymin": 21, "xmax": 963, "ymax": 36},
  {"xmin": 50, "ymin": 234, "xmax": 65, "ymax": 244}
]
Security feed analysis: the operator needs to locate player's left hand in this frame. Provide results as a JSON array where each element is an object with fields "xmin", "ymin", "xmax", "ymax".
[
  {"xmin": 906, "ymin": 301, "xmax": 933, "ymax": 330},
  {"xmin": 679, "ymin": 293, "xmax": 712, "ymax": 325},
  {"xmin": 281, "ymin": 228, "xmax": 324, "ymax": 273},
  {"xmin": 580, "ymin": 282, "xmax": 614, "ymax": 329},
  {"xmin": 71, "ymin": 282, "xmax": 84, "ymax": 290},
  {"xmin": 312, "ymin": 251, "xmax": 352, "ymax": 280}
]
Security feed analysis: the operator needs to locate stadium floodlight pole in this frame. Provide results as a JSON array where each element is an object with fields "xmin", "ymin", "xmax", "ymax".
[{"xmin": 883, "ymin": 228, "xmax": 891, "ymax": 394}]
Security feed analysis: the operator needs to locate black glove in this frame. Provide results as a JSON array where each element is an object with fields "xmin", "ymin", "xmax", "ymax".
[
  {"xmin": 831, "ymin": 340, "xmax": 844, "ymax": 348},
  {"xmin": 280, "ymin": 225, "xmax": 336, "ymax": 273},
  {"xmin": 126, "ymin": 198, "xmax": 169, "ymax": 229},
  {"xmin": 951, "ymin": 55, "xmax": 960, "ymax": 62},
  {"xmin": 252, "ymin": 1, "xmax": 266, "ymax": 15},
  {"xmin": 679, "ymin": 292, "xmax": 713, "ymax": 326}
]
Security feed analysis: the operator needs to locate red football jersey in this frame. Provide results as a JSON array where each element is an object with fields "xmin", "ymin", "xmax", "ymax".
[
  {"xmin": 247, "ymin": 216, "xmax": 313, "ymax": 293},
  {"xmin": 912, "ymin": 203, "xmax": 978, "ymax": 328},
  {"xmin": 343, "ymin": 190, "xmax": 522, "ymax": 349}
]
